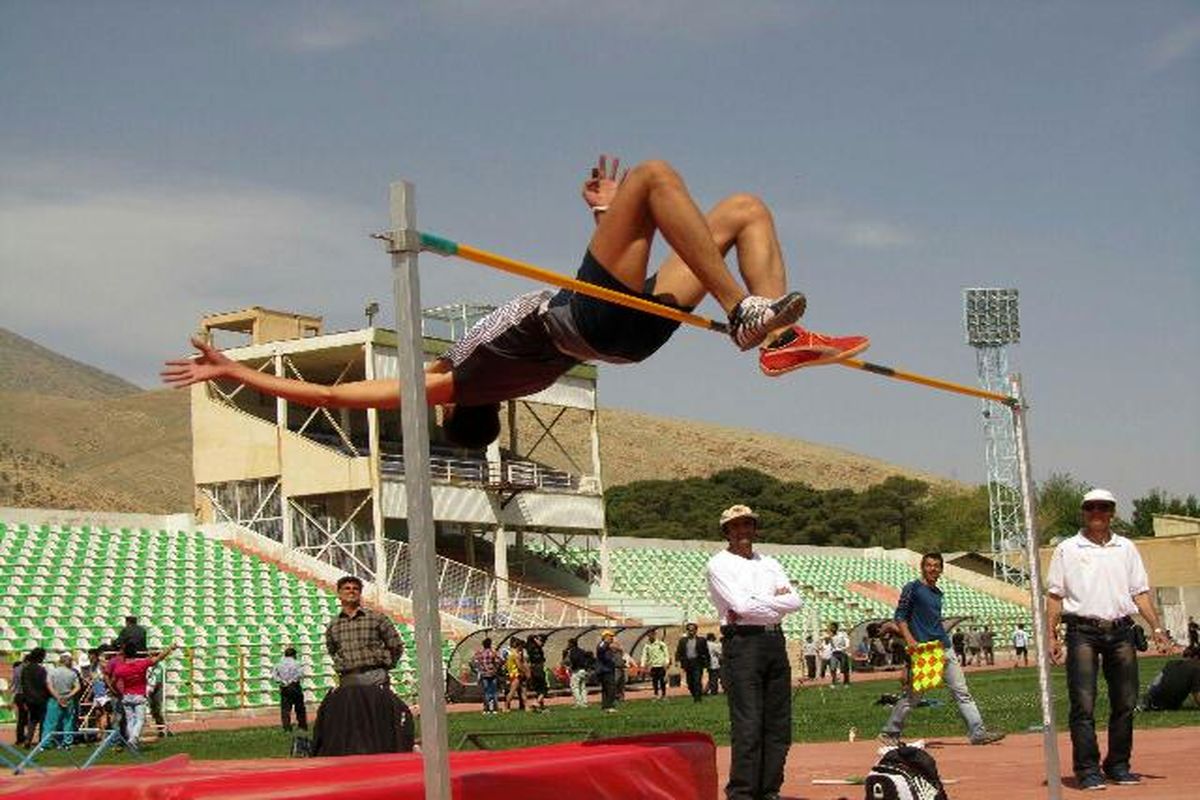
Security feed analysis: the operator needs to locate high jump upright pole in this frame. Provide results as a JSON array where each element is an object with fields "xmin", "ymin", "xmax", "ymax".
[
  {"xmin": 387, "ymin": 181, "xmax": 451, "ymax": 800},
  {"xmin": 1011, "ymin": 374, "xmax": 1062, "ymax": 800}
]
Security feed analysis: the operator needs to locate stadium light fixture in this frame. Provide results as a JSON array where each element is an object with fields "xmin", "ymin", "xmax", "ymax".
[{"xmin": 963, "ymin": 288, "xmax": 1020, "ymax": 347}]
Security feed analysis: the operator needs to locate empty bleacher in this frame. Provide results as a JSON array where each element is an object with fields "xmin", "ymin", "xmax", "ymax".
[
  {"xmin": 527, "ymin": 540, "xmax": 1030, "ymax": 641},
  {"xmin": 0, "ymin": 520, "xmax": 449, "ymax": 722}
]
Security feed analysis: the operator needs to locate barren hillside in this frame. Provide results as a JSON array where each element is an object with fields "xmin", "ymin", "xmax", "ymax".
[{"xmin": 0, "ymin": 329, "xmax": 958, "ymax": 514}]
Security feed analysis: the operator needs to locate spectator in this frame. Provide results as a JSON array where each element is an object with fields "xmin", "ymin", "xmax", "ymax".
[
  {"xmin": 146, "ymin": 660, "xmax": 171, "ymax": 738},
  {"xmin": 18, "ymin": 648, "xmax": 50, "ymax": 748},
  {"xmin": 818, "ymin": 636, "xmax": 833, "ymax": 679},
  {"xmin": 526, "ymin": 634, "xmax": 549, "ymax": 712},
  {"xmin": 611, "ymin": 637, "xmax": 628, "ymax": 702},
  {"xmin": 829, "ymin": 622, "xmax": 851, "ymax": 685},
  {"xmin": 674, "ymin": 622, "xmax": 710, "ymax": 703},
  {"xmin": 103, "ymin": 646, "xmax": 128, "ymax": 742},
  {"xmin": 640, "ymin": 630, "xmax": 670, "ymax": 700},
  {"xmin": 504, "ymin": 639, "xmax": 528, "ymax": 712},
  {"xmin": 705, "ymin": 633, "xmax": 723, "ymax": 694},
  {"xmin": 1139, "ymin": 647, "xmax": 1200, "ymax": 711},
  {"xmin": 1011, "ymin": 624, "xmax": 1030, "ymax": 667},
  {"xmin": 79, "ymin": 648, "xmax": 112, "ymax": 736},
  {"xmin": 472, "ymin": 637, "xmax": 502, "ymax": 714},
  {"xmin": 801, "ymin": 636, "xmax": 817, "ymax": 681},
  {"xmin": 980, "ymin": 626, "xmax": 995, "ymax": 666},
  {"xmin": 40, "ymin": 652, "xmax": 81, "ymax": 749},
  {"xmin": 11, "ymin": 658, "xmax": 28, "ymax": 747},
  {"xmin": 114, "ymin": 616, "xmax": 148, "ymax": 655},
  {"xmin": 272, "ymin": 647, "xmax": 308, "ymax": 731},
  {"xmin": 563, "ymin": 637, "xmax": 592, "ymax": 708},
  {"xmin": 966, "ymin": 627, "xmax": 982, "ymax": 666},
  {"xmin": 596, "ymin": 630, "xmax": 619, "ymax": 713},
  {"xmin": 1188, "ymin": 617, "xmax": 1199, "ymax": 650},
  {"xmin": 325, "ymin": 576, "xmax": 404, "ymax": 688},
  {"xmin": 952, "ymin": 628, "xmax": 967, "ymax": 667},
  {"xmin": 109, "ymin": 641, "xmax": 177, "ymax": 748}
]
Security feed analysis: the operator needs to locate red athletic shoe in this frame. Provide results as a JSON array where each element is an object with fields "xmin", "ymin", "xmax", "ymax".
[{"xmin": 759, "ymin": 325, "xmax": 870, "ymax": 376}]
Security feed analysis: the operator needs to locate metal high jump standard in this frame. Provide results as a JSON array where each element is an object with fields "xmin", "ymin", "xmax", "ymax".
[{"xmin": 380, "ymin": 180, "xmax": 1062, "ymax": 800}]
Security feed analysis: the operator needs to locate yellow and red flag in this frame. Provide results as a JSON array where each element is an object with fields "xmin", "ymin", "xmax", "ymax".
[{"xmin": 907, "ymin": 641, "xmax": 946, "ymax": 692}]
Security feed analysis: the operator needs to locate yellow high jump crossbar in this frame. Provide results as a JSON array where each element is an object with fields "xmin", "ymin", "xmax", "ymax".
[{"xmin": 419, "ymin": 232, "xmax": 1017, "ymax": 407}]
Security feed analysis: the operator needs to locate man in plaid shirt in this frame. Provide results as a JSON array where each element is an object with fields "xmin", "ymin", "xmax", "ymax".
[{"xmin": 325, "ymin": 576, "xmax": 405, "ymax": 687}]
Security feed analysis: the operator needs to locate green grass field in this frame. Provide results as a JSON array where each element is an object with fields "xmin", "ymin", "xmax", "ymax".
[{"xmin": 19, "ymin": 658, "xmax": 1199, "ymax": 769}]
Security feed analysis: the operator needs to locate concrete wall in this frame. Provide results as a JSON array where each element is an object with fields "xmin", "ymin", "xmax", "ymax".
[{"xmin": 0, "ymin": 506, "xmax": 193, "ymax": 532}]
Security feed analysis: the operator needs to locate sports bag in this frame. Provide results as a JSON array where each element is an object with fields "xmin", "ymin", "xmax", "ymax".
[{"xmin": 863, "ymin": 745, "xmax": 948, "ymax": 800}]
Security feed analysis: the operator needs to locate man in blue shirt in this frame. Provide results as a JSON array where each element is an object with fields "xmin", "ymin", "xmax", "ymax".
[{"xmin": 878, "ymin": 552, "xmax": 1005, "ymax": 746}]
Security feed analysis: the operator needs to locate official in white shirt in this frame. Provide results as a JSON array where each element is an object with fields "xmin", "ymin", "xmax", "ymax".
[
  {"xmin": 706, "ymin": 504, "xmax": 801, "ymax": 800},
  {"xmin": 1046, "ymin": 488, "xmax": 1169, "ymax": 790}
]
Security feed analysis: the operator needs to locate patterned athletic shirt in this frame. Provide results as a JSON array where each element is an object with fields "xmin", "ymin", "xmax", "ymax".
[{"xmin": 441, "ymin": 290, "xmax": 583, "ymax": 407}]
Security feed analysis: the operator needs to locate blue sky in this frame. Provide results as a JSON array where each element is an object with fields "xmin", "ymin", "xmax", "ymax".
[{"xmin": 2, "ymin": 1, "xmax": 1197, "ymax": 508}]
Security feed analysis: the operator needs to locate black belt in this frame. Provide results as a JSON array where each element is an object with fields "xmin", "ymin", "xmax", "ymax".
[
  {"xmin": 721, "ymin": 624, "xmax": 784, "ymax": 636},
  {"xmin": 1062, "ymin": 614, "xmax": 1132, "ymax": 631}
]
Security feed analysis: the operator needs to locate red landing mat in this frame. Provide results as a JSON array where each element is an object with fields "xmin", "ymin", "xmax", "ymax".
[{"xmin": 4, "ymin": 732, "xmax": 717, "ymax": 800}]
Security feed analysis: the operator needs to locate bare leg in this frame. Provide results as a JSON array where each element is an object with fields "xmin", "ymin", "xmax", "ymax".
[
  {"xmin": 650, "ymin": 192, "xmax": 788, "ymax": 309},
  {"xmin": 588, "ymin": 160, "xmax": 748, "ymax": 314}
]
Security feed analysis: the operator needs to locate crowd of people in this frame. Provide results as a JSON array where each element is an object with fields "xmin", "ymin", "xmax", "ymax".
[
  {"xmin": 7, "ymin": 616, "xmax": 176, "ymax": 753},
  {"xmin": 6, "ymin": 487, "xmax": 1194, "ymax": 798}
]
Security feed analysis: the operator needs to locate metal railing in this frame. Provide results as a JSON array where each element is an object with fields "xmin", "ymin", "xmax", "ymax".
[
  {"xmin": 380, "ymin": 453, "xmax": 598, "ymax": 494},
  {"xmin": 384, "ymin": 539, "xmax": 620, "ymax": 629}
]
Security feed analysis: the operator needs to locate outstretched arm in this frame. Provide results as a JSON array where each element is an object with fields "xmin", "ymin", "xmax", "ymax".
[{"xmin": 161, "ymin": 337, "xmax": 454, "ymax": 408}]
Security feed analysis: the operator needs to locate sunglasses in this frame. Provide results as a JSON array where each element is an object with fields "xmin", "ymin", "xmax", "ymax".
[{"xmin": 1082, "ymin": 503, "xmax": 1115, "ymax": 512}]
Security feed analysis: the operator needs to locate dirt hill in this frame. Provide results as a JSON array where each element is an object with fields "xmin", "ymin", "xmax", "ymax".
[
  {"xmin": 0, "ymin": 327, "xmax": 141, "ymax": 400},
  {"xmin": 0, "ymin": 329, "xmax": 956, "ymax": 514}
]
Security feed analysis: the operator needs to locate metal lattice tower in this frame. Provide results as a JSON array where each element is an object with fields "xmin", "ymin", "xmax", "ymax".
[{"xmin": 964, "ymin": 288, "xmax": 1026, "ymax": 585}]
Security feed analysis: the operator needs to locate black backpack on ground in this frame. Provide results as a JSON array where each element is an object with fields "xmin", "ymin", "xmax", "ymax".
[{"xmin": 864, "ymin": 745, "xmax": 948, "ymax": 800}]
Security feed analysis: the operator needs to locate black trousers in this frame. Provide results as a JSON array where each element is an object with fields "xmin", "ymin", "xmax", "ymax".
[
  {"xmin": 803, "ymin": 655, "xmax": 816, "ymax": 680},
  {"xmin": 650, "ymin": 666, "xmax": 667, "ymax": 697},
  {"xmin": 599, "ymin": 671, "xmax": 617, "ymax": 709},
  {"xmin": 14, "ymin": 699, "xmax": 28, "ymax": 744},
  {"xmin": 1065, "ymin": 622, "xmax": 1138, "ymax": 778},
  {"xmin": 280, "ymin": 684, "xmax": 308, "ymax": 730},
  {"xmin": 684, "ymin": 661, "xmax": 706, "ymax": 701},
  {"xmin": 723, "ymin": 631, "xmax": 791, "ymax": 800}
]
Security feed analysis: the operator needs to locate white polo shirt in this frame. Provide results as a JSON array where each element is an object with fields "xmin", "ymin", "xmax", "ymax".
[
  {"xmin": 1046, "ymin": 530, "xmax": 1150, "ymax": 620},
  {"xmin": 706, "ymin": 548, "xmax": 802, "ymax": 626}
]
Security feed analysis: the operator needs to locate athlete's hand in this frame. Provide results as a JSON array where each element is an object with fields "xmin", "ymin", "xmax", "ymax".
[
  {"xmin": 161, "ymin": 337, "xmax": 236, "ymax": 388},
  {"xmin": 1152, "ymin": 629, "xmax": 1171, "ymax": 653},
  {"xmin": 581, "ymin": 154, "xmax": 626, "ymax": 210}
]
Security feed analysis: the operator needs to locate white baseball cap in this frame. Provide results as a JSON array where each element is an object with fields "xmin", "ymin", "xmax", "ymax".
[
  {"xmin": 1081, "ymin": 488, "xmax": 1117, "ymax": 508},
  {"xmin": 719, "ymin": 504, "xmax": 759, "ymax": 528}
]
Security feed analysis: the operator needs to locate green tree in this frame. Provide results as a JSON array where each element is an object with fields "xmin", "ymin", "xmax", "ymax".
[
  {"xmin": 1130, "ymin": 489, "xmax": 1200, "ymax": 538},
  {"xmin": 910, "ymin": 485, "xmax": 991, "ymax": 553},
  {"xmin": 1037, "ymin": 472, "xmax": 1089, "ymax": 541},
  {"xmin": 858, "ymin": 476, "xmax": 929, "ymax": 548}
]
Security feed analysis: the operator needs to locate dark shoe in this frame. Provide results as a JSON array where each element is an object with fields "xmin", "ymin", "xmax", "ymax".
[
  {"xmin": 1104, "ymin": 770, "xmax": 1141, "ymax": 786},
  {"xmin": 728, "ymin": 292, "xmax": 806, "ymax": 350},
  {"xmin": 970, "ymin": 730, "xmax": 1006, "ymax": 745},
  {"xmin": 1078, "ymin": 773, "xmax": 1107, "ymax": 791}
]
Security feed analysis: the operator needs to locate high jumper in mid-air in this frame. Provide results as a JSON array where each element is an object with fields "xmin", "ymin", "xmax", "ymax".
[{"xmin": 162, "ymin": 155, "xmax": 868, "ymax": 447}]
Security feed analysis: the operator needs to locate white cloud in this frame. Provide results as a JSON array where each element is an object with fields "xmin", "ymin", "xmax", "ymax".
[
  {"xmin": 271, "ymin": 6, "xmax": 398, "ymax": 53},
  {"xmin": 0, "ymin": 157, "xmax": 380, "ymax": 384},
  {"xmin": 776, "ymin": 202, "xmax": 919, "ymax": 251},
  {"xmin": 431, "ymin": 0, "xmax": 807, "ymax": 43},
  {"xmin": 1145, "ymin": 16, "xmax": 1200, "ymax": 73}
]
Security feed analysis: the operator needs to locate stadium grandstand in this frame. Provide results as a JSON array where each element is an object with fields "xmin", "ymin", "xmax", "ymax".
[{"xmin": 1, "ymin": 305, "xmax": 1049, "ymax": 728}]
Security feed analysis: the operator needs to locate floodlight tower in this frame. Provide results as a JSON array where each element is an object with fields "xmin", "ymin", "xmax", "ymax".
[{"xmin": 964, "ymin": 288, "xmax": 1025, "ymax": 585}]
